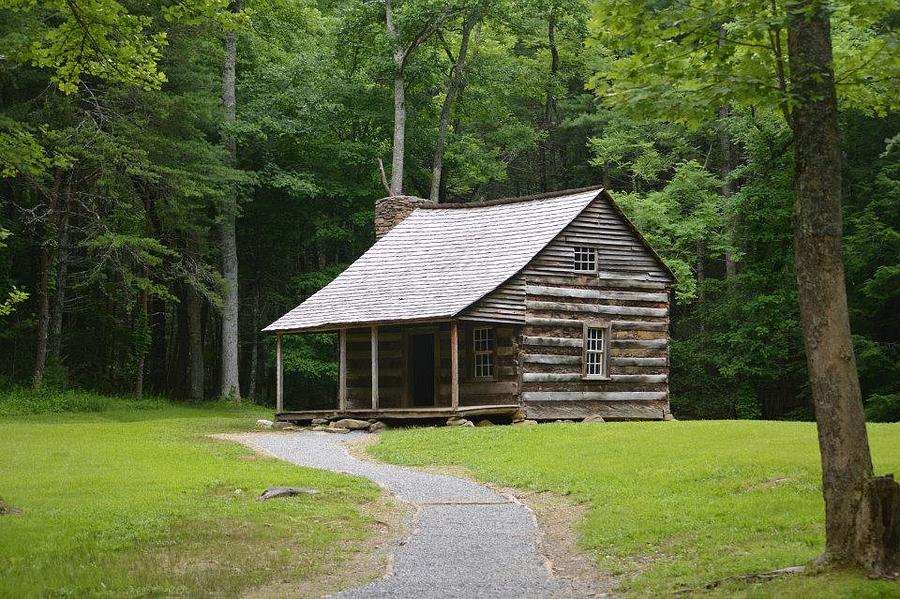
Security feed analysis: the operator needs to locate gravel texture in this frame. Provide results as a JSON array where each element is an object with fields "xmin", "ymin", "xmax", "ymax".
[{"xmin": 232, "ymin": 431, "xmax": 575, "ymax": 598}]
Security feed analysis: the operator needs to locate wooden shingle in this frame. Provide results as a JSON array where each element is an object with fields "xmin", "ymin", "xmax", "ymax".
[{"xmin": 264, "ymin": 188, "xmax": 604, "ymax": 333}]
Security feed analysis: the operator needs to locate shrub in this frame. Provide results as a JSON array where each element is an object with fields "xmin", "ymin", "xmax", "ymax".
[
  {"xmin": 865, "ymin": 393, "xmax": 900, "ymax": 423},
  {"xmin": 0, "ymin": 388, "xmax": 168, "ymax": 417}
]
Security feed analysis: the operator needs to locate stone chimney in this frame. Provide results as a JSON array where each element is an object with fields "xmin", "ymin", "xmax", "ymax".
[{"xmin": 375, "ymin": 195, "xmax": 434, "ymax": 240}]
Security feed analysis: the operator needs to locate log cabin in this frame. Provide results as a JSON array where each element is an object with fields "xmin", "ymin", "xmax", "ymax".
[{"xmin": 265, "ymin": 186, "xmax": 676, "ymax": 423}]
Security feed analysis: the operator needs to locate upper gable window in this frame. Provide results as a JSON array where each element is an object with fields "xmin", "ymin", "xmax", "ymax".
[{"xmin": 573, "ymin": 246, "xmax": 597, "ymax": 272}]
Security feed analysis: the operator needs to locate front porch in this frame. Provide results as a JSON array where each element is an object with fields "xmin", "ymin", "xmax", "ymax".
[
  {"xmin": 275, "ymin": 404, "xmax": 521, "ymax": 423},
  {"xmin": 273, "ymin": 320, "xmax": 521, "ymax": 421}
]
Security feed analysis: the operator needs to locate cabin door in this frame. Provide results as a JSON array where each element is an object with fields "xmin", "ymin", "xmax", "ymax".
[{"xmin": 409, "ymin": 333, "xmax": 436, "ymax": 406}]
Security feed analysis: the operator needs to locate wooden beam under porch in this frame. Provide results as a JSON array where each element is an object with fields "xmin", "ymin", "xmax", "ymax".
[{"xmin": 276, "ymin": 404, "xmax": 520, "ymax": 423}]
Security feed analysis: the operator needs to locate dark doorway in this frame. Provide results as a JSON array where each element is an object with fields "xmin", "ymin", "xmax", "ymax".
[{"xmin": 409, "ymin": 333, "xmax": 436, "ymax": 406}]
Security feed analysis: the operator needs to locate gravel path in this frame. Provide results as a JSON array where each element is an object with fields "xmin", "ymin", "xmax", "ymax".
[{"xmin": 230, "ymin": 431, "xmax": 579, "ymax": 598}]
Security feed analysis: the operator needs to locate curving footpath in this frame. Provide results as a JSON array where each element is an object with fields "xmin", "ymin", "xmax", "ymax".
[{"xmin": 231, "ymin": 431, "xmax": 584, "ymax": 598}]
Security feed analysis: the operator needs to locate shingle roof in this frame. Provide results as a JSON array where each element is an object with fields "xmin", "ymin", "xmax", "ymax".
[{"xmin": 263, "ymin": 187, "xmax": 604, "ymax": 333}]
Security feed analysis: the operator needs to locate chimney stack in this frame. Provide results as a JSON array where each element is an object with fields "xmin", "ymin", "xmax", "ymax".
[{"xmin": 375, "ymin": 195, "xmax": 434, "ymax": 240}]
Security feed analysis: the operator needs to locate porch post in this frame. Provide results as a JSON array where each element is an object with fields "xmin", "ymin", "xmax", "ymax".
[
  {"xmin": 450, "ymin": 321, "xmax": 459, "ymax": 410},
  {"xmin": 338, "ymin": 328, "xmax": 347, "ymax": 411},
  {"xmin": 371, "ymin": 325, "xmax": 379, "ymax": 410},
  {"xmin": 275, "ymin": 333, "xmax": 284, "ymax": 413}
]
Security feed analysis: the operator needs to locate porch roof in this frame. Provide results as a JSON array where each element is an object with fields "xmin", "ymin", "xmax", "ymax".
[{"xmin": 263, "ymin": 187, "xmax": 602, "ymax": 333}]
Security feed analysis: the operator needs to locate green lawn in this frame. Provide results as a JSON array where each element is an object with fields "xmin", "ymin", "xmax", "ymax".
[
  {"xmin": 0, "ymin": 391, "xmax": 386, "ymax": 598},
  {"xmin": 370, "ymin": 420, "xmax": 900, "ymax": 598}
]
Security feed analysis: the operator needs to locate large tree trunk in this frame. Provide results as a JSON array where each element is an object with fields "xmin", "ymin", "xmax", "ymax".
[
  {"xmin": 33, "ymin": 169, "xmax": 62, "ymax": 389},
  {"xmin": 538, "ymin": 12, "xmax": 560, "ymax": 194},
  {"xmin": 718, "ymin": 106, "xmax": 737, "ymax": 278},
  {"xmin": 386, "ymin": 0, "xmax": 405, "ymax": 195},
  {"xmin": 220, "ymin": 1, "xmax": 241, "ymax": 399},
  {"xmin": 50, "ymin": 181, "xmax": 71, "ymax": 359},
  {"xmin": 429, "ymin": 10, "xmax": 479, "ymax": 202},
  {"xmin": 246, "ymin": 282, "xmax": 259, "ymax": 399},
  {"xmin": 135, "ymin": 282, "xmax": 148, "ymax": 399},
  {"xmin": 787, "ymin": 0, "xmax": 899, "ymax": 575},
  {"xmin": 187, "ymin": 284, "xmax": 204, "ymax": 401}
]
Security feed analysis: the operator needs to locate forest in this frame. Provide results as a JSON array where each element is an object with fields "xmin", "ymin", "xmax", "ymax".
[{"xmin": 0, "ymin": 0, "xmax": 897, "ymax": 421}]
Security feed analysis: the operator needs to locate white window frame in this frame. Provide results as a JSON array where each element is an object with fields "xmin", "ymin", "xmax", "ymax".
[
  {"xmin": 573, "ymin": 246, "xmax": 598, "ymax": 273},
  {"xmin": 582, "ymin": 321, "xmax": 611, "ymax": 380},
  {"xmin": 472, "ymin": 327, "xmax": 495, "ymax": 380}
]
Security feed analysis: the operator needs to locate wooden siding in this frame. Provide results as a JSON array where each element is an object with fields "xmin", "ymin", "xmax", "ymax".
[
  {"xmin": 450, "ymin": 322, "xmax": 520, "ymax": 406},
  {"xmin": 462, "ymin": 192, "xmax": 671, "ymax": 323},
  {"xmin": 515, "ymin": 194, "xmax": 672, "ymax": 419},
  {"xmin": 460, "ymin": 274, "xmax": 526, "ymax": 323}
]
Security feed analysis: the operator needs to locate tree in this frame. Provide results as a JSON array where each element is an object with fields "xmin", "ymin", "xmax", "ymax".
[
  {"xmin": 787, "ymin": 0, "xmax": 898, "ymax": 573},
  {"xmin": 0, "ymin": 228, "xmax": 28, "ymax": 318},
  {"xmin": 430, "ymin": 6, "xmax": 480, "ymax": 201},
  {"xmin": 589, "ymin": 0, "xmax": 899, "ymax": 574},
  {"xmin": 383, "ymin": 0, "xmax": 459, "ymax": 195},
  {"xmin": 220, "ymin": 0, "xmax": 242, "ymax": 399}
]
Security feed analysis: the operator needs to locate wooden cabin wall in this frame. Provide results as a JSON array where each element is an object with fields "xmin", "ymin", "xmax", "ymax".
[
  {"xmin": 441, "ymin": 322, "xmax": 520, "ymax": 406},
  {"xmin": 518, "ymin": 196, "xmax": 673, "ymax": 420},
  {"xmin": 460, "ymin": 278, "xmax": 526, "ymax": 323},
  {"xmin": 346, "ymin": 323, "xmax": 518, "ymax": 409},
  {"xmin": 344, "ymin": 326, "xmax": 404, "ymax": 409}
]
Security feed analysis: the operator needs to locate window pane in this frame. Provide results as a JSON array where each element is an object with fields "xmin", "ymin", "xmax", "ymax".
[
  {"xmin": 585, "ymin": 326, "xmax": 607, "ymax": 376},
  {"xmin": 574, "ymin": 246, "xmax": 596, "ymax": 272}
]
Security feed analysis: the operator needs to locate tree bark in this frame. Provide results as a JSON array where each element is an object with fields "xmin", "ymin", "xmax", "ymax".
[
  {"xmin": 186, "ymin": 284, "xmax": 204, "ymax": 401},
  {"xmin": 538, "ymin": 12, "xmax": 560, "ymax": 194},
  {"xmin": 220, "ymin": 0, "xmax": 241, "ymax": 399},
  {"xmin": 135, "ymin": 281, "xmax": 148, "ymax": 399},
  {"xmin": 787, "ymin": 0, "xmax": 899, "ymax": 575},
  {"xmin": 246, "ymin": 282, "xmax": 259, "ymax": 399},
  {"xmin": 50, "ymin": 180, "xmax": 71, "ymax": 359},
  {"xmin": 33, "ymin": 169, "xmax": 62, "ymax": 389},
  {"xmin": 429, "ymin": 10, "xmax": 479, "ymax": 202},
  {"xmin": 718, "ymin": 106, "xmax": 737, "ymax": 278},
  {"xmin": 386, "ymin": 0, "xmax": 405, "ymax": 196}
]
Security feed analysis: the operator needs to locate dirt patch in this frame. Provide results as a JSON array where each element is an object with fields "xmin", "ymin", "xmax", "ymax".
[
  {"xmin": 502, "ymin": 488, "xmax": 622, "ymax": 598},
  {"xmin": 739, "ymin": 476, "xmax": 797, "ymax": 493}
]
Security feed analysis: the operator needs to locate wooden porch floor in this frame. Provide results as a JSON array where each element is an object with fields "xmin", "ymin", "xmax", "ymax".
[{"xmin": 276, "ymin": 404, "xmax": 520, "ymax": 422}]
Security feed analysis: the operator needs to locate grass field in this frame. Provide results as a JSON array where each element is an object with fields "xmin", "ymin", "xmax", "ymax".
[
  {"xmin": 371, "ymin": 420, "xmax": 900, "ymax": 598},
  {"xmin": 0, "ymin": 390, "xmax": 386, "ymax": 598}
]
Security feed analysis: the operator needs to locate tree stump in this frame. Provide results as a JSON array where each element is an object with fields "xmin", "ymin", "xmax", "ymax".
[{"xmin": 856, "ymin": 474, "xmax": 900, "ymax": 577}]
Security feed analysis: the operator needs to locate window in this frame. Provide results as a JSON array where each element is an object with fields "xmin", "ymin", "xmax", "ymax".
[
  {"xmin": 473, "ymin": 327, "xmax": 494, "ymax": 378},
  {"xmin": 583, "ymin": 324, "xmax": 610, "ymax": 379},
  {"xmin": 573, "ymin": 246, "xmax": 597, "ymax": 272}
]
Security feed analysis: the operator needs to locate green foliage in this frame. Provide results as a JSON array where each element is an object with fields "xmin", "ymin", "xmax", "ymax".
[
  {"xmin": 1, "ymin": 0, "xmax": 168, "ymax": 93},
  {"xmin": 614, "ymin": 160, "xmax": 730, "ymax": 301},
  {"xmin": 372, "ymin": 421, "xmax": 900, "ymax": 596},
  {"xmin": 586, "ymin": 0, "xmax": 899, "ymax": 125},
  {"xmin": 281, "ymin": 333, "xmax": 337, "ymax": 380},
  {"xmin": 865, "ymin": 394, "xmax": 900, "ymax": 423},
  {"xmin": 0, "ymin": 387, "xmax": 168, "ymax": 416},
  {"xmin": 0, "ymin": 228, "xmax": 27, "ymax": 317}
]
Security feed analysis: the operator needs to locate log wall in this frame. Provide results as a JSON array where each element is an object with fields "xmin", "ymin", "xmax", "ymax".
[
  {"xmin": 346, "ymin": 193, "xmax": 673, "ymax": 419},
  {"xmin": 517, "ymin": 195, "xmax": 673, "ymax": 420}
]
